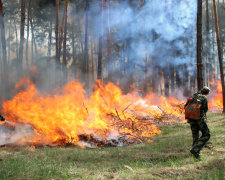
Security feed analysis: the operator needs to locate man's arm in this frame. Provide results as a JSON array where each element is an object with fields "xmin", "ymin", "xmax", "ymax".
[{"xmin": 202, "ymin": 97, "xmax": 208, "ymax": 113}]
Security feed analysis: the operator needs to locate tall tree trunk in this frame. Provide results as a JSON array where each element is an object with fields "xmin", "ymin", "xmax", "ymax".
[
  {"xmin": 205, "ymin": 0, "xmax": 211, "ymax": 84},
  {"xmin": 8, "ymin": 19, "xmax": 11, "ymax": 64},
  {"xmin": 0, "ymin": 0, "xmax": 7, "ymax": 69},
  {"xmin": 76, "ymin": 15, "xmax": 84, "ymax": 54},
  {"xmin": 0, "ymin": 0, "xmax": 7, "ymax": 95},
  {"xmin": 29, "ymin": 16, "xmax": 37, "ymax": 62},
  {"xmin": 211, "ymin": 2, "xmax": 217, "ymax": 81},
  {"xmin": 26, "ymin": 0, "xmax": 31, "ymax": 68},
  {"xmin": 213, "ymin": 0, "xmax": 225, "ymax": 113},
  {"xmin": 59, "ymin": 0, "xmax": 68, "ymax": 58},
  {"xmin": 97, "ymin": 0, "xmax": 103, "ymax": 80},
  {"xmin": 30, "ymin": 17, "xmax": 34, "ymax": 63},
  {"xmin": 71, "ymin": 23, "xmax": 76, "ymax": 75},
  {"xmin": 14, "ymin": 22, "xmax": 19, "ymax": 60},
  {"xmin": 196, "ymin": 0, "xmax": 203, "ymax": 90},
  {"xmin": 140, "ymin": 0, "xmax": 149, "ymax": 94},
  {"xmin": 84, "ymin": 0, "xmax": 89, "ymax": 89},
  {"xmin": 48, "ymin": 21, "xmax": 53, "ymax": 61},
  {"xmin": 48, "ymin": 20, "xmax": 53, "ymax": 89},
  {"xmin": 63, "ymin": 0, "xmax": 68, "ymax": 82},
  {"xmin": 106, "ymin": 0, "xmax": 111, "ymax": 73},
  {"xmin": 63, "ymin": 0, "xmax": 68, "ymax": 66},
  {"xmin": 84, "ymin": 0, "xmax": 89, "ymax": 73},
  {"xmin": 18, "ymin": 0, "xmax": 26, "ymax": 75},
  {"xmin": 55, "ymin": 0, "xmax": 60, "ymax": 62}
]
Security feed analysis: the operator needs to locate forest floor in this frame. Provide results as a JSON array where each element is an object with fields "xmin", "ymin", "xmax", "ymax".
[{"xmin": 0, "ymin": 113, "xmax": 224, "ymax": 179}]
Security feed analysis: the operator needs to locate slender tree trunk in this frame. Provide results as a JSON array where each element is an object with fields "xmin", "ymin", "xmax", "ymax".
[
  {"xmin": 30, "ymin": 19, "xmax": 34, "ymax": 62},
  {"xmin": 47, "ymin": 20, "xmax": 53, "ymax": 89},
  {"xmin": 175, "ymin": 66, "xmax": 182, "ymax": 88},
  {"xmin": 196, "ymin": 0, "xmax": 203, "ymax": 90},
  {"xmin": 97, "ymin": 0, "xmax": 103, "ymax": 80},
  {"xmin": 71, "ymin": 23, "xmax": 76, "ymax": 75},
  {"xmin": 84, "ymin": 0, "xmax": 89, "ymax": 73},
  {"xmin": 48, "ymin": 21, "xmax": 52, "ymax": 61},
  {"xmin": 14, "ymin": 22, "xmax": 19, "ymax": 60},
  {"xmin": 8, "ymin": 19, "xmax": 11, "ymax": 63},
  {"xmin": 206, "ymin": 0, "xmax": 211, "ymax": 83},
  {"xmin": 26, "ymin": 0, "xmax": 31, "ymax": 68},
  {"xmin": 211, "ymin": 2, "xmax": 217, "ymax": 81},
  {"xmin": 55, "ymin": 0, "xmax": 60, "ymax": 62},
  {"xmin": 0, "ymin": 0, "xmax": 7, "ymax": 94},
  {"xmin": 0, "ymin": 0, "xmax": 7, "ymax": 69},
  {"xmin": 18, "ymin": 0, "xmax": 26, "ymax": 75},
  {"xmin": 63, "ymin": 0, "xmax": 68, "ymax": 82},
  {"xmin": 59, "ymin": 0, "xmax": 68, "ymax": 59},
  {"xmin": 29, "ymin": 16, "xmax": 37, "ymax": 61},
  {"xmin": 76, "ymin": 16, "xmax": 84, "ymax": 54},
  {"xmin": 140, "ymin": 0, "xmax": 149, "ymax": 94},
  {"xmin": 106, "ymin": 0, "xmax": 111, "ymax": 67},
  {"xmin": 84, "ymin": 0, "xmax": 89, "ymax": 89},
  {"xmin": 63, "ymin": 0, "xmax": 68, "ymax": 65},
  {"xmin": 213, "ymin": 0, "xmax": 225, "ymax": 113}
]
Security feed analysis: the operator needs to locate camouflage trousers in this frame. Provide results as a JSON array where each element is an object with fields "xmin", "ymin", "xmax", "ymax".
[{"xmin": 188, "ymin": 119, "xmax": 210, "ymax": 154}]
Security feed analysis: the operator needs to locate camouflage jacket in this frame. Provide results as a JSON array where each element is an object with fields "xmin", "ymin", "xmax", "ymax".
[{"xmin": 191, "ymin": 91, "xmax": 208, "ymax": 121}]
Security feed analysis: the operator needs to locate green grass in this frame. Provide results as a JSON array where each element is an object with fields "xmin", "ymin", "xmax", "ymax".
[{"xmin": 0, "ymin": 113, "xmax": 224, "ymax": 179}]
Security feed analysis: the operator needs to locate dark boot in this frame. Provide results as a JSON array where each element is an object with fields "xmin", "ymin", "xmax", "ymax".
[{"xmin": 190, "ymin": 149, "xmax": 201, "ymax": 160}]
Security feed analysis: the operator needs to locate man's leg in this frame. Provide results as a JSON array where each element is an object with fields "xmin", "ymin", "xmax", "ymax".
[
  {"xmin": 189, "ymin": 121, "xmax": 199, "ymax": 147},
  {"xmin": 191, "ymin": 120, "xmax": 210, "ymax": 154}
]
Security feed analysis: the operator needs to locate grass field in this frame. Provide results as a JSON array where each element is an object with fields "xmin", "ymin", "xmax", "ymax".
[{"xmin": 0, "ymin": 113, "xmax": 224, "ymax": 179}]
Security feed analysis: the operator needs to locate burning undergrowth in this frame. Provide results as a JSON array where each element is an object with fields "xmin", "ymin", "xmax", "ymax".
[
  {"xmin": 0, "ymin": 78, "xmax": 222, "ymax": 148},
  {"xmin": 0, "ymin": 77, "xmax": 186, "ymax": 148}
]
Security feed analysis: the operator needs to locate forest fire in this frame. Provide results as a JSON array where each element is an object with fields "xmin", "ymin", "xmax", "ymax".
[
  {"xmin": 0, "ymin": 78, "xmax": 184, "ymax": 147},
  {"xmin": 0, "ymin": 78, "xmax": 222, "ymax": 147}
]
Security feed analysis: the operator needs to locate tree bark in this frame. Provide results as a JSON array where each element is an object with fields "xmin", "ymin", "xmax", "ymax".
[
  {"xmin": 14, "ymin": 22, "xmax": 19, "ymax": 60},
  {"xmin": 196, "ymin": 0, "xmax": 203, "ymax": 90},
  {"xmin": 84, "ymin": 0, "xmax": 89, "ymax": 89},
  {"xmin": 0, "ymin": 0, "xmax": 7, "ymax": 70},
  {"xmin": 213, "ymin": 0, "xmax": 225, "ymax": 113},
  {"xmin": 84, "ymin": 0, "xmax": 89, "ymax": 74},
  {"xmin": 48, "ymin": 21, "xmax": 53, "ymax": 61},
  {"xmin": 106, "ymin": 0, "xmax": 111, "ymax": 65},
  {"xmin": 63, "ymin": 0, "xmax": 68, "ymax": 82},
  {"xmin": 0, "ymin": 0, "xmax": 7, "ymax": 94},
  {"xmin": 29, "ymin": 15, "xmax": 37, "ymax": 62},
  {"xmin": 63, "ymin": 0, "xmax": 68, "ymax": 65},
  {"xmin": 26, "ymin": 0, "xmax": 31, "ymax": 68},
  {"xmin": 18, "ymin": 0, "xmax": 26, "ymax": 75},
  {"xmin": 97, "ymin": 0, "xmax": 103, "ymax": 80},
  {"xmin": 205, "ymin": 0, "xmax": 212, "ymax": 84},
  {"xmin": 55, "ymin": 0, "xmax": 60, "ymax": 62},
  {"xmin": 59, "ymin": 0, "xmax": 68, "ymax": 59}
]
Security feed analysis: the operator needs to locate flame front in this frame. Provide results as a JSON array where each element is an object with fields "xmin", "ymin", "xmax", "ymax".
[
  {"xmin": 2, "ymin": 79, "xmax": 163, "ymax": 146},
  {"xmin": 0, "ymin": 78, "xmax": 222, "ymax": 147}
]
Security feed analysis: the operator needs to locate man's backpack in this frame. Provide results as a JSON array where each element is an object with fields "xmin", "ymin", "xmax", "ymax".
[{"xmin": 185, "ymin": 98, "xmax": 202, "ymax": 120}]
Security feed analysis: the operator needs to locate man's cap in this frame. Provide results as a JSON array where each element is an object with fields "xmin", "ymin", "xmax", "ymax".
[{"xmin": 201, "ymin": 86, "xmax": 210, "ymax": 94}]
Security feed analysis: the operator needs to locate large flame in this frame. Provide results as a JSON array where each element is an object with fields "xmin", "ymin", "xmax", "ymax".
[{"xmin": 0, "ymin": 77, "xmax": 222, "ymax": 147}]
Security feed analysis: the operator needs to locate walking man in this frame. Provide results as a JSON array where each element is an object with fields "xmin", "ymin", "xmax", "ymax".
[{"xmin": 185, "ymin": 87, "xmax": 211, "ymax": 159}]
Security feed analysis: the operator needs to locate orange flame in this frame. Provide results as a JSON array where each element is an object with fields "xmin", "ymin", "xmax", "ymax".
[
  {"xmin": 208, "ymin": 80, "xmax": 223, "ymax": 112},
  {"xmin": 0, "ymin": 78, "xmax": 185, "ymax": 146},
  {"xmin": 0, "ymin": 77, "xmax": 223, "ymax": 146}
]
